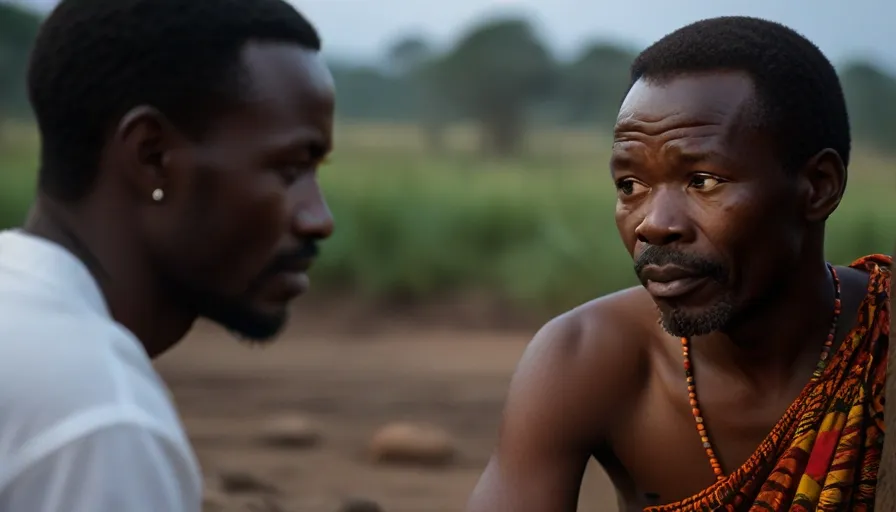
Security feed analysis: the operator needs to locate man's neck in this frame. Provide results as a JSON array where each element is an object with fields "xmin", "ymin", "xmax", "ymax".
[
  {"xmin": 24, "ymin": 195, "xmax": 195, "ymax": 358},
  {"xmin": 688, "ymin": 259, "xmax": 859, "ymax": 389}
]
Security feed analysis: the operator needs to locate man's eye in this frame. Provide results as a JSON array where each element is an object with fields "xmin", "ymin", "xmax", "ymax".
[
  {"xmin": 689, "ymin": 174, "xmax": 723, "ymax": 191},
  {"xmin": 279, "ymin": 166, "xmax": 302, "ymax": 183},
  {"xmin": 616, "ymin": 178, "xmax": 647, "ymax": 196}
]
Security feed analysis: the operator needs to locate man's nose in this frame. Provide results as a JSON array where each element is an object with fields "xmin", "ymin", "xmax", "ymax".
[
  {"xmin": 634, "ymin": 187, "xmax": 693, "ymax": 246},
  {"xmin": 292, "ymin": 178, "xmax": 334, "ymax": 240}
]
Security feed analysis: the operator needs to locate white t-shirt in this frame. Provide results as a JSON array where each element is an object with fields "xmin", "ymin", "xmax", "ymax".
[{"xmin": 0, "ymin": 229, "xmax": 203, "ymax": 511}]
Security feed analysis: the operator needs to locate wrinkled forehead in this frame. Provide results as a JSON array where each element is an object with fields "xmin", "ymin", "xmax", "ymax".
[{"xmin": 616, "ymin": 72, "xmax": 757, "ymax": 134}]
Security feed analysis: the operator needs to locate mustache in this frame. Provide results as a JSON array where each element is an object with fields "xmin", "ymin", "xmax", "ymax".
[
  {"xmin": 633, "ymin": 244, "xmax": 728, "ymax": 283},
  {"xmin": 265, "ymin": 241, "xmax": 320, "ymax": 275}
]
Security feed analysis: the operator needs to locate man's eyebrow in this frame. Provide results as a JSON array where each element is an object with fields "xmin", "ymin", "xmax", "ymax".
[
  {"xmin": 268, "ymin": 131, "xmax": 331, "ymax": 156},
  {"xmin": 609, "ymin": 151, "xmax": 638, "ymax": 172},
  {"xmin": 671, "ymin": 149, "xmax": 733, "ymax": 167}
]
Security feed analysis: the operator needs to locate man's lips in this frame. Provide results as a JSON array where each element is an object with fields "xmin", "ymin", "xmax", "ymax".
[
  {"xmin": 277, "ymin": 257, "xmax": 314, "ymax": 274},
  {"xmin": 268, "ymin": 258, "xmax": 315, "ymax": 299},
  {"xmin": 640, "ymin": 265, "xmax": 708, "ymax": 299}
]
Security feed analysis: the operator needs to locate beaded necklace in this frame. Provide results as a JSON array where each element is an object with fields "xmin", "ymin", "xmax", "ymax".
[{"xmin": 680, "ymin": 263, "xmax": 842, "ymax": 480}]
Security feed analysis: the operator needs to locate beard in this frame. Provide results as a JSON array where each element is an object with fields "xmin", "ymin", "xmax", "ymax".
[
  {"xmin": 187, "ymin": 243, "xmax": 319, "ymax": 344},
  {"xmin": 634, "ymin": 244, "xmax": 734, "ymax": 338},
  {"xmin": 657, "ymin": 296, "xmax": 735, "ymax": 337},
  {"xmin": 201, "ymin": 298, "xmax": 288, "ymax": 344},
  {"xmin": 175, "ymin": 258, "xmax": 309, "ymax": 345},
  {"xmin": 191, "ymin": 285, "xmax": 290, "ymax": 344}
]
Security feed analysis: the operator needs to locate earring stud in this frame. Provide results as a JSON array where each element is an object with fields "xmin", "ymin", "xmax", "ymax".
[{"xmin": 152, "ymin": 188, "xmax": 164, "ymax": 202}]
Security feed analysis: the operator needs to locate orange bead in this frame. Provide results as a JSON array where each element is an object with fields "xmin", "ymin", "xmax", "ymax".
[{"xmin": 680, "ymin": 264, "xmax": 841, "ymax": 486}]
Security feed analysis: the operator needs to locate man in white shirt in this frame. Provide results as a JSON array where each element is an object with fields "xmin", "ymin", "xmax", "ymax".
[{"xmin": 0, "ymin": 0, "xmax": 335, "ymax": 510}]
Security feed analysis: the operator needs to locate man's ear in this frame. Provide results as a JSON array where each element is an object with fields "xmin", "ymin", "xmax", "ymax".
[
  {"xmin": 798, "ymin": 148, "xmax": 847, "ymax": 222},
  {"xmin": 113, "ymin": 106, "xmax": 181, "ymax": 204}
]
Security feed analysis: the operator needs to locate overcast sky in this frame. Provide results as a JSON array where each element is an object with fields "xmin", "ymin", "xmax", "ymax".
[
  {"xmin": 299, "ymin": 0, "xmax": 895, "ymax": 71},
  {"xmin": 22, "ymin": 0, "xmax": 896, "ymax": 72}
]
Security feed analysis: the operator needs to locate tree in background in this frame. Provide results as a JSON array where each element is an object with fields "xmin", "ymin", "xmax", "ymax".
[
  {"xmin": 1, "ymin": 7, "xmax": 896, "ymax": 158},
  {"xmin": 386, "ymin": 35, "xmax": 431, "ymax": 76},
  {"xmin": 434, "ymin": 18, "xmax": 555, "ymax": 157},
  {"xmin": 0, "ymin": 1, "xmax": 41, "ymax": 141},
  {"xmin": 559, "ymin": 42, "xmax": 636, "ymax": 126},
  {"xmin": 840, "ymin": 60, "xmax": 896, "ymax": 154},
  {"xmin": 386, "ymin": 34, "xmax": 448, "ymax": 152}
]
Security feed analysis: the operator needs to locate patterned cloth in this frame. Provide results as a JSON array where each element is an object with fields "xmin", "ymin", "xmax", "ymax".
[{"xmin": 646, "ymin": 254, "xmax": 891, "ymax": 512}]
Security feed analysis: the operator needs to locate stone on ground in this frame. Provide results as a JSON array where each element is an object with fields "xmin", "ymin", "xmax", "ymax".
[
  {"xmin": 368, "ymin": 421, "xmax": 457, "ymax": 467},
  {"xmin": 216, "ymin": 469, "xmax": 280, "ymax": 495},
  {"xmin": 258, "ymin": 413, "xmax": 323, "ymax": 449}
]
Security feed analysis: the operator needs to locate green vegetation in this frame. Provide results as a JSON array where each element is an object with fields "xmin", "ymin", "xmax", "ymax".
[
  {"xmin": 2, "ymin": 0, "xmax": 893, "ymax": 317},
  {"xmin": 2, "ymin": 122, "xmax": 892, "ymax": 316}
]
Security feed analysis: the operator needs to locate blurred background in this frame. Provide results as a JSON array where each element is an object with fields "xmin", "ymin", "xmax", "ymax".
[{"xmin": 1, "ymin": 1, "xmax": 894, "ymax": 511}]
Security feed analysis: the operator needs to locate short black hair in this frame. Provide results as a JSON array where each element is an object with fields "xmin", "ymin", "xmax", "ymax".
[
  {"xmin": 630, "ymin": 16, "xmax": 851, "ymax": 172},
  {"xmin": 27, "ymin": 0, "xmax": 322, "ymax": 201}
]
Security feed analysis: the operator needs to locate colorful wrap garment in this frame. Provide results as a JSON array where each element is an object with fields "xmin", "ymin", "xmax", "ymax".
[{"xmin": 646, "ymin": 254, "xmax": 891, "ymax": 512}]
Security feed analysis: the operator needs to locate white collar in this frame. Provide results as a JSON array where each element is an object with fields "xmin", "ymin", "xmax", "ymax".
[{"xmin": 0, "ymin": 229, "xmax": 109, "ymax": 317}]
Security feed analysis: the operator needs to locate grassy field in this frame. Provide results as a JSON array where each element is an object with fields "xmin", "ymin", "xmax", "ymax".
[{"xmin": 1, "ymin": 122, "xmax": 893, "ymax": 316}]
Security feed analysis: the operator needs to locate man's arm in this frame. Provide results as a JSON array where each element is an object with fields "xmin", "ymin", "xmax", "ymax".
[
  {"xmin": 0, "ymin": 422, "xmax": 201, "ymax": 512},
  {"xmin": 467, "ymin": 303, "xmax": 646, "ymax": 512}
]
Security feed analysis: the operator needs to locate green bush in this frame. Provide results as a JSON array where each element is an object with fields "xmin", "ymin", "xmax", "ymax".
[{"xmin": 1, "ymin": 123, "xmax": 892, "ymax": 315}]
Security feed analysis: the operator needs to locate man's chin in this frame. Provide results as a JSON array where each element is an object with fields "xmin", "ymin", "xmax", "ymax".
[
  {"xmin": 658, "ymin": 302, "xmax": 734, "ymax": 338},
  {"xmin": 203, "ymin": 304, "xmax": 290, "ymax": 345}
]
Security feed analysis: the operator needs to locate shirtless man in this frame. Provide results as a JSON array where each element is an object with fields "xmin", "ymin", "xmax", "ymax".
[{"xmin": 468, "ymin": 16, "xmax": 890, "ymax": 511}]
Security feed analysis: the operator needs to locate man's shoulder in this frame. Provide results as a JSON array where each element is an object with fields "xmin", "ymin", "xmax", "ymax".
[
  {"xmin": 515, "ymin": 286, "xmax": 658, "ymax": 405},
  {"xmin": 0, "ymin": 309, "xmax": 185, "ymax": 461},
  {"xmin": 532, "ymin": 285, "xmax": 658, "ymax": 358},
  {"xmin": 0, "ymin": 301, "xmax": 150, "ymax": 388},
  {"xmin": 0, "ymin": 421, "xmax": 203, "ymax": 511},
  {"xmin": 501, "ymin": 286, "xmax": 659, "ymax": 447}
]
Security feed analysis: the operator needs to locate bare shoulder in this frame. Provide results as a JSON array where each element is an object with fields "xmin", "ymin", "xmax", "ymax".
[
  {"xmin": 523, "ymin": 285, "xmax": 655, "ymax": 376},
  {"xmin": 507, "ymin": 286, "xmax": 657, "ymax": 442},
  {"xmin": 466, "ymin": 287, "xmax": 658, "ymax": 512}
]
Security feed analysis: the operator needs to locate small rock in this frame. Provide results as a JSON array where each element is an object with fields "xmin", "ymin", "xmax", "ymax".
[
  {"xmin": 258, "ymin": 413, "xmax": 322, "ymax": 449},
  {"xmin": 340, "ymin": 498, "xmax": 384, "ymax": 512},
  {"xmin": 217, "ymin": 469, "xmax": 279, "ymax": 495},
  {"xmin": 368, "ymin": 422, "xmax": 456, "ymax": 467}
]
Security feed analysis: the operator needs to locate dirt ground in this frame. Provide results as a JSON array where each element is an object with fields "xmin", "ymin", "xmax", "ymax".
[{"xmin": 155, "ymin": 315, "xmax": 618, "ymax": 512}]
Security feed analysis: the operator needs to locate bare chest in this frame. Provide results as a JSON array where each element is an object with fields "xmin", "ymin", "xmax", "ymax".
[{"xmin": 600, "ymin": 368, "xmax": 810, "ymax": 508}]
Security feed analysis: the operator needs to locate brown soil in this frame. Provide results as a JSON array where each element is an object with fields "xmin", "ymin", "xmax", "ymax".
[{"xmin": 156, "ymin": 316, "xmax": 618, "ymax": 512}]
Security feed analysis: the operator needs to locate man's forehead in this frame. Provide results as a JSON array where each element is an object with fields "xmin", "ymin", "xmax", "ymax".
[
  {"xmin": 240, "ymin": 41, "xmax": 334, "ymax": 103},
  {"xmin": 210, "ymin": 42, "xmax": 334, "ymax": 140},
  {"xmin": 617, "ymin": 72, "xmax": 756, "ymax": 130},
  {"xmin": 612, "ymin": 72, "xmax": 776, "ymax": 169}
]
